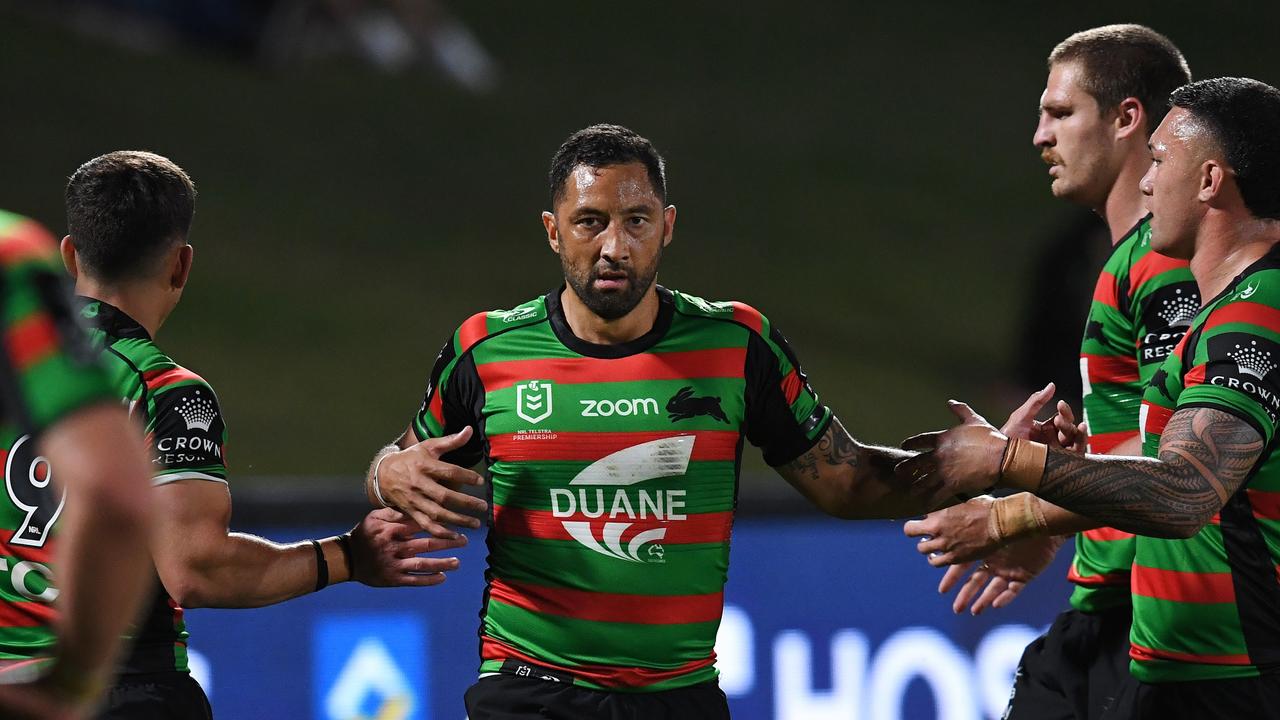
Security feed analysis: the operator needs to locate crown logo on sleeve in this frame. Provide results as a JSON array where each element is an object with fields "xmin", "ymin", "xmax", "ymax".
[
  {"xmin": 1157, "ymin": 289, "xmax": 1200, "ymax": 328},
  {"xmin": 1230, "ymin": 340, "xmax": 1278, "ymax": 380},
  {"xmin": 175, "ymin": 391, "xmax": 217, "ymax": 431}
]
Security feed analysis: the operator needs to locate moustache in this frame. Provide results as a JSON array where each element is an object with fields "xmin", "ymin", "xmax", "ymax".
[{"xmin": 1041, "ymin": 150, "xmax": 1062, "ymax": 166}]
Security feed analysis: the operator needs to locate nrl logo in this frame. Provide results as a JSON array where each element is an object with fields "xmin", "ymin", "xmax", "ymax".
[
  {"xmin": 516, "ymin": 380, "xmax": 554, "ymax": 424},
  {"xmin": 550, "ymin": 436, "xmax": 695, "ymax": 563}
]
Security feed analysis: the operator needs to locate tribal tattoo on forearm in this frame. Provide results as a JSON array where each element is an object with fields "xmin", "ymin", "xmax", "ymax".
[{"xmin": 1037, "ymin": 407, "xmax": 1264, "ymax": 538}]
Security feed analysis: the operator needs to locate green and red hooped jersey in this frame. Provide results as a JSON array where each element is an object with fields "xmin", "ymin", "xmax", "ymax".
[
  {"xmin": 1072, "ymin": 216, "xmax": 1198, "ymax": 613},
  {"xmin": 412, "ymin": 287, "xmax": 831, "ymax": 692},
  {"xmin": 81, "ymin": 300, "xmax": 229, "ymax": 675},
  {"xmin": 0, "ymin": 211, "xmax": 115, "ymax": 660},
  {"xmin": 1135, "ymin": 246, "xmax": 1280, "ymax": 683}
]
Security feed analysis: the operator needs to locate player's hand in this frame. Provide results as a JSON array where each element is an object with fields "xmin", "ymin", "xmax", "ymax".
[
  {"xmin": 349, "ymin": 507, "xmax": 468, "ymax": 588},
  {"xmin": 896, "ymin": 401, "xmax": 1007, "ymax": 498},
  {"xmin": 1000, "ymin": 383, "xmax": 1059, "ymax": 444},
  {"xmin": 904, "ymin": 495, "xmax": 1000, "ymax": 566},
  {"xmin": 1051, "ymin": 400, "xmax": 1088, "ymax": 453},
  {"xmin": 375, "ymin": 427, "xmax": 487, "ymax": 538},
  {"xmin": 935, "ymin": 534, "xmax": 1064, "ymax": 615}
]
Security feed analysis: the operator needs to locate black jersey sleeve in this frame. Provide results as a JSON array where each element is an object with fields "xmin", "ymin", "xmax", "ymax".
[
  {"xmin": 743, "ymin": 323, "xmax": 832, "ymax": 466},
  {"xmin": 411, "ymin": 336, "xmax": 486, "ymax": 467}
]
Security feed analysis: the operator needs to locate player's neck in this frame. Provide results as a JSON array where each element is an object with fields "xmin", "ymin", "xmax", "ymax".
[
  {"xmin": 74, "ymin": 279, "xmax": 171, "ymax": 338},
  {"xmin": 1099, "ymin": 161, "xmax": 1149, "ymax": 245},
  {"xmin": 559, "ymin": 286, "xmax": 660, "ymax": 345},
  {"xmin": 1189, "ymin": 213, "xmax": 1280, "ymax": 301}
]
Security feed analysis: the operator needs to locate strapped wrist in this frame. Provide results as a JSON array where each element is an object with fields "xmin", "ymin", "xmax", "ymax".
[
  {"xmin": 987, "ymin": 492, "xmax": 1048, "ymax": 543},
  {"xmin": 1000, "ymin": 437, "xmax": 1047, "ymax": 491}
]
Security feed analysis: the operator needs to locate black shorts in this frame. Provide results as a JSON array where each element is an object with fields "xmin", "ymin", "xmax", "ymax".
[
  {"xmin": 1101, "ymin": 673, "xmax": 1280, "ymax": 720},
  {"xmin": 1005, "ymin": 606, "xmax": 1132, "ymax": 720},
  {"xmin": 464, "ymin": 673, "xmax": 730, "ymax": 720},
  {"xmin": 95, "ymin": 672, "xmax": 212, "ymax": 720}
]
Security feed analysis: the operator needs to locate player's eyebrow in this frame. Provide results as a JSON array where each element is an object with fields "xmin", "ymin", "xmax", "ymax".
[{"xmin": 622, "ymin": 205, "xmax": 655, "ymax": 216}]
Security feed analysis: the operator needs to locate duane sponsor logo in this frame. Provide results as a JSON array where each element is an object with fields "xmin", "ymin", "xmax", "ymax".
[
  {"xmin": 549, "ymin": 436, "xmax": 694, "ymax": 563},
  {"xmin": 580, "ymin": 397, "xmax": 660, "ymax": 417}
]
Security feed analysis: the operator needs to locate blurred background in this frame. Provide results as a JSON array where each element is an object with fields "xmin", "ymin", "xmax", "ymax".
[{"xmin": 2, "ymin": 2, "xmax": 1278, "ymax": 718}]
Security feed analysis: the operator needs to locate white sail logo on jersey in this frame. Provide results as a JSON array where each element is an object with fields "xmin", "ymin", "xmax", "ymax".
[{"xmin": 549, "ymin": 436, "xmax": 695, "ymax": 563}]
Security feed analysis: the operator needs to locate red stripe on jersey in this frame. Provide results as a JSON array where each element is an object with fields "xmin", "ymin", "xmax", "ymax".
[
  {"xmin": 1067, "ymin": 566, "xmax": 1129, "ymax": 586},
  {"xmin": 6, "ymin": 313, "xmax": 58, "ymax": 370},
  {"xmin": 142, "ymin": 367, "xmax": 201, "ymax": 390},
  {"xmin": 476, "ymin": 348, "xmax": 746, "ymax": 392},
  {"xmin": 1129, "ymin": 253, "xmax": 1189, "ymax": 294},
  {"xmin": 1132, "ymin": 564, "xmax": 1234, "ymax": 604},
  {"xmin": 481, "ymin": 635, "xmax": 716, "ymax": 688},
  {"xmin": 1092, "ymin": 271, "xmax": 1119, "ymax": 309},
  {"xmin": 1082, "ymin": 353, "xmax": 1139, "ymax": 384},
  {"xmin": 1088, "ymin": 430, "xmax": 1136, "ymax": 454},
  {"xmin": 0, "ymin": 221, "xmax": 55, "ymax": 264},
  {"xmin": 458, "ymin": 312, "xmax": 490, "ymax": 353},
  {"xmin": 1183, "ymin": 364, "xmax": 1207, "ymax": 387},
  {"xmin": 489, "ymin": 430, "xmax": 739, "ymax": 463},
  {"xmin": 492, "ymin": 506, "xmax": 733, "ymax": 545},
  {"xmin": 1203, "ymin": 301, "xmax": 1280, "ymax": 334},
  {"xmin": 0, "ymin": 532, "xmax": 54, "ymax": 565},
  {"xmin": 1082, "ymin": 527, "xmax": 1134, "ymax": 542},
  {"xmin": 1143, "ymin": 402, "xmax": 1174, "ymax": 438},
  {"xmin": 780, "ymin": 369, "xmax": 802, "ymax": 405},
  {"xmin": 427, "ymin": 389, "xmax": 444, "ymax": 428},
  {"xmin": 0, "ymin": 598, "xmax": 55, "ymax": 627},
  {"xmin": 1131, "ymin": 643, "xmax": 1250, "ymax": 666},
  {"xmin": 1247, "ymin": 489, "xmax": 1280, "ymax": 521},
  {"xmin": 489, "ymin": 577, "xmax": 724, "ymax": 625},
  {"xmin": 730, "ymin": 302, "xmax": 764, "ymax": 335}
]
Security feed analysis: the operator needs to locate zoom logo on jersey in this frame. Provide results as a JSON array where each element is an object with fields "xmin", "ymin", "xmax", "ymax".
[
  {"xmin": 549, "ymin": 436, "xmax": 694, "ymax": 563},
  {"xmin": 516, "ymin": 380, "xmax": 553, "ymax": 424},
  {"xmin": 580, "ymin": 397, "xmax": 659, "ymax": 417}
]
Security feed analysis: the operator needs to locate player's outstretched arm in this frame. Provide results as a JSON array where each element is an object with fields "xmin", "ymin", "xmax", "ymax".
[
  {"xmin": 774, "ymin": 416, "xmax": 952, "ymax": 519},
  {"xmin": 364, "ymin": 426, "xmax": 488, "ymax": 538},
  {"xmin": 37, "ymin": 404, "xmax": 154, "ymax": 715},
  {"xmin": 899, "ymin": 402, "xmax": 1262, "ymax": 539},
  {"xmin": 150, "ymin": 483, "xmax": 466, "ymax": 609}
]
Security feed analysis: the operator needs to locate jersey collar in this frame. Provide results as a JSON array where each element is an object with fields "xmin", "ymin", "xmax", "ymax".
[
  {"xmin": 545, "ymin": 284, "xmax": 674, "ymax": 359},
  {"xmin": 76, "ymin": 297, "xmax": 151, "ymax": 340}
]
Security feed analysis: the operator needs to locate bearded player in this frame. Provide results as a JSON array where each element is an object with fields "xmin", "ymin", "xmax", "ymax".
[
  {"xmin": 901, "ymin": 25, "xmax": 1196, "ymax": 720},
  {"xmin": 365, "ymin": 124, "xmax": 954, "ymax": 719},
  {"xmin": 901, "ymin": 77, "xmax": 1280, "ymax": 719}
]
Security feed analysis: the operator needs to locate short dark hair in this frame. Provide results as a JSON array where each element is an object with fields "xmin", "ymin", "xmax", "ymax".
[
  {"xmin": 548, "ymin": 124, "xmax": 667, "ymax": 206},
  {"xmin": 1049, "ymin": 24, "xmax": 1191, "ymax": 134},
  {"xmin": 1170, "ymin": 77, "xmax": 1280, "ymax": 220},
  {"xmin": 65, "ymin": 150, "xmax": 196, "ymax": 283}
]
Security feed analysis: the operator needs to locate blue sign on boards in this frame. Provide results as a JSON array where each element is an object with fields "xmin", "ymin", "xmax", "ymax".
[
  {"xmin": 186, "ymin": 519, "xmax": 1074, "ymax": 719},
  {"xmin": 312, "ymin": 614, "xmax": 427, "ymax": 720}
]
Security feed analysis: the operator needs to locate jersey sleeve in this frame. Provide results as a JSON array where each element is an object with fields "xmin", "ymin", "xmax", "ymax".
[
  {"xmin": 410, "ymin": 325, "xmax": 486, "ymax": 468},
  {"xmin": 145, "ymin": 369, "xmax": 228, "ymax": 485},
  {"xmin": 0, "ymin": 220, "xmax": 114, "ymax": 436},
  {"xmin": 1176, "ymin": 295, "xmax": 1280, "ymax": 446},
  {"xmin": 1080, "ymin": 244, "xmax": 1142, "ymax": 451},
  {"xmin": 740, "ymin": 308, "xmax": 832, "ymax": 466}
]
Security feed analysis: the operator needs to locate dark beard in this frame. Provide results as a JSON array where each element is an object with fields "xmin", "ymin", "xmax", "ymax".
[{"xmin": 563, "ymin": 257, "xmax": 659, "ymax": 321}]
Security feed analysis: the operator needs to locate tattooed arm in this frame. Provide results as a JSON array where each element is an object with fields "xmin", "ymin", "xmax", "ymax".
[
  {"xmin": 775, "ymin": 416, "xmax": 951, "ymax": 519},
  {"xmin": 1029, "ymin": 407, "xmax": 1263, "ymax": 538}
]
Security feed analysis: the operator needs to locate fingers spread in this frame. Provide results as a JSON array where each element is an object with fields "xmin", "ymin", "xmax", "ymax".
[{"xmin": 938, "ymin": 562, "xmax": 973, "ymax": 594}]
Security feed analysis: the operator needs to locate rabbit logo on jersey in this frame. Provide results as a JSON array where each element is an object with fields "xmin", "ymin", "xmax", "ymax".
[{"xmin": 549, "ymin": 436, "xmax": 694, "ymax": 563}]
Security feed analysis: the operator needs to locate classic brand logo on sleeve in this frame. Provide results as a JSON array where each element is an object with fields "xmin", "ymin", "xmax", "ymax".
[{"xmin": 549, "ymin": 436, "xmax": 695, "ymax": 563}]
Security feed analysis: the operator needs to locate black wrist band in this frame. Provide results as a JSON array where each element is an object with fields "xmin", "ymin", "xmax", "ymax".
[
  {"xmin": 310, "ymin": 539, "xmax": 328, "ymax": 592},
  {"xmin": 336, "ymin": 533, "xmax": 354, "ymax": 580}
]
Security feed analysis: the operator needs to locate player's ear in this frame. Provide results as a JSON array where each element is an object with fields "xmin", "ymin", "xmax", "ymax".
[
  {"xmin": 60, "ymin": 235, "xmax": 79, "ymax": 279},
  {"xmin": 1199, "ymin": 159, "xmax": 1227, "ymax": 205},
  {"xmin": 170, "ymin": 244, "xmax": 193, "ymax": 290},
  {"xmin": 542, "ymin": 211, "xmax": 561, "ymax": 254},
  {"xmin": 1115, "ymin": 97, "xmax": 1145, "ymax": 141},
  {"xmin": 662, "ymin": 205, "xmax": 676, "ymax": 248}
]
